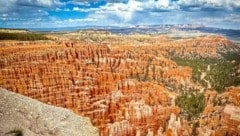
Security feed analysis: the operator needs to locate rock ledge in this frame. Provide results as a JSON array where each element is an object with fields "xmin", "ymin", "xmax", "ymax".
[{"xmin": 0, "ymin": 88, "xmax": 98, "ymax": 136}]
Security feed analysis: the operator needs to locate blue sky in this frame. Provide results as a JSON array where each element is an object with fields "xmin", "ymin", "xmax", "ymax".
[{"xmin": 0, "ymin": 0, "xmax": 240, "ymax": 29}]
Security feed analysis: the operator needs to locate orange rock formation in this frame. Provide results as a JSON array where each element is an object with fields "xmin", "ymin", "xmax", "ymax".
[
  {"xmin": 0, "ymin": 35, "xmax": 235, "ymax": 135},
  {"xmin": 0, "ymin": 40, "xmax": 184, "ymax": 135}
]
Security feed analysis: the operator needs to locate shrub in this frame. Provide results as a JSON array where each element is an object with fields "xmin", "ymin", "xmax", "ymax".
[
  {"xmin": 6, "ymin": 129, "xmax": 23, "ymax": 136},
  {"xmin": 172, "ymin": 57, "xmax": 240, "ymax": 93},
  {"xmin": 175, "ymin": 91, "xmax": 205, "ymax": 120}
]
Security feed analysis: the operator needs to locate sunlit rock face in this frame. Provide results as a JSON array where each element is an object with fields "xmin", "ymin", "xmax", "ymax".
[
  {"xmin": 0, "ymin": 40, "xmax": 184, "ymax": 135},
  {"xmin": 0, "ymin": 88, "xmax": 99, "ymax": 136},
  {"xmin": 198, "ymin": 87, "xmax": 240, "ymax": 136},
  {"xmin": 0, "ymin": 35, "xmax": 236, "ymax": 135},
  {"xmin": 223, "ymin": 105, "xmax": 240, "ymax": 130},
  {"xmin": 219, "ymin": 88, "xmax": 240, "ymax": 135},
  {"xmin": 164, "ymin": 36, "xmax": 234, "ymax": 59}
]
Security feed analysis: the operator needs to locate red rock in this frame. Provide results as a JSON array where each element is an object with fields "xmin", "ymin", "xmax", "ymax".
[{"xmin": 0, "ymin": 36, "xmax": 233, "ymax": 135}]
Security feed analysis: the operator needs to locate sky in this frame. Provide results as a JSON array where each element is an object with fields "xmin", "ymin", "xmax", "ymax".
[{"xmin": 0, "ymin": 0, "xmax": 240, "ymax": 29}]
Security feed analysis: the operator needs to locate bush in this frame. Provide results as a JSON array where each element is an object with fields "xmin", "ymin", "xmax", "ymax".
[
  {"xmin": 6, "ymin": 129, "xmax": 23, "ymax": 136},
  {"xmin": 175, "ymin": 91, "xmax": 205, "ymax": 120},
  {"xmin": 172, "ymin": 57, "xmax": 240, "ymax": 93}
]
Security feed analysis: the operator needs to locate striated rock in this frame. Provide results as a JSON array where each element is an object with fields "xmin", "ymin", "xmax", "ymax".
[
  {"xmin": 0, "ymin": 88, "xmax": 98, "ymax": 136},
  {"xmin": 222, "ymin": 105, "xmax": 240, "ymax": 133},
  {"xmin": 225, "ymin": 87, "xmax": 240, "ymax": 106},
  {"xmin": 0, "ymin": 35, "xmax": 236, "ymax": 136},
  {"xmin": 166, "ymin": 114, "xmax": 191, "ymax": 136},
  {"xmin": 164, "ymin": 36, "xmax": 234, "ymax": 59},
  {"xmin": 0, "ymin": 40, "xmax": 183, "ymax": 135},
  {"xmin": 199, "ymin": 87, "xmax": 240, "ymax": 136},
  {"xmin": 204, "ymin": 90, "xmax": 218, "ymax": 105}
]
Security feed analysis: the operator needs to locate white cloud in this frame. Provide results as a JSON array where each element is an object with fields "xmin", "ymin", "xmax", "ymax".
[
  {"xmin": 145, "ymin": 0, "xmax": 171, "ymax": 9},
  {"xmin": 73, "ymin": 7, "xmax": 98, "ymax": 12},
  {"xmin": 0, "ymin": 0, "xmax": 16, "ymax": 13},
  {"xmin": 63, "ymin": 8, "xmax": 70, "ymax": 12},
  {"xmin": 197, "ymin": 14, "xmax": 240, "ymax": 23},
  {"xmin": 178, "ymin": 0, "xmax": 240, "ymax": 9},
  {"xmin": 103, "ymin": 1, "xmax": 143, "ymax": 12},
  {"xmin": 2, "ymin": 14, "xmax": 8, "ymax": 17},
  {"xmin": 177, "ymin": 0, "xmax": 197, "ymax": 6},
  {"xmin": 85, "ymin": 0, "xmax": 178, "ymax": 23},
  {"xmin": 0, "ymin": 0, "xmax": 64, "ymax": 13},
  {"xmin": 55, "ymin": 8, "xmax": 61, "ymax": 11},
  {"xmin": 73, "ymin": 7, "xmax": 81, "ymax": 11},
  {"xmin": 67, "ymin": 0, "xmax": 91, "ymax": 6},
  {"xmin": 1, "ymin": 0, "xmax": 240, "ymax": 29},
  {"xmin": 65, "ymin": 0, "xmax": 179, "ymax": 26},
  {"xmin": 96, "ymin": 1, "xmax": 142, "ymax": 22},
  {"xmin": 47, "ymin": 18, "xmax": 98, "ymax": 27},
  {"xmin": 67, "ymin": 18, "xmax": 97, "ymax": 22},
  {"xmin": 56, "ymin": 8, "xmax": 71, "ymax": 12},
  {"xmin": 16, "ymin": 0, "xmax": 63, "ymax": 7}
]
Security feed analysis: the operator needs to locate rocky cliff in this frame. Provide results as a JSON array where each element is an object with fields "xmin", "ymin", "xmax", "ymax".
[
  {"xmin": 0, "ymin": 40, "xmax": 188, "ymax": 135},
  {"xmin": 0, "ymin": 34, "xmax": 238, "ymax": 136},
  {"xmin": 0, "ymin": 87, "xmax": 98, "ymax": 136},
  {"xmin": 198, "ymin": 87, "xmax": 240, "ymax": 135}
]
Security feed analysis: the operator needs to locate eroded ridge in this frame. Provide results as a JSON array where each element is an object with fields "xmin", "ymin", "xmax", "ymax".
[{"xmin": 0, "ymin": 35, "xmax": 239, "ymax": 135}]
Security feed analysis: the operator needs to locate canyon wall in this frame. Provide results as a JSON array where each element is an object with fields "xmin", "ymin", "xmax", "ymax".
[{"xmin": 0, "ymin": 35, "xmax": 237, "ymax": 135}]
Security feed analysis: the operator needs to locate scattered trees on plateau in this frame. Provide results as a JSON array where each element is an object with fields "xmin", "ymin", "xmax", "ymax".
[{"xmin": 0, "ymin": 32, "xmax": 49, "ymax": 41}]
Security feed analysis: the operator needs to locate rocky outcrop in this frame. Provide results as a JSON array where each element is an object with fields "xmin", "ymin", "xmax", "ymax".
[
  {"xmin": 222, "ymin": 105, "xmax": 240, "ymax": 131},
  {"xmin": 166, "ymin": 113, "xmax": 191, "ymax": 136},
  {"xmin": 0, "ymin": 35, "xmax": 237, "ymax": 135},
  {"xmin": 164, "ymin": 36, "xmax": 235, "ymax": 59},
  {"xmin": 0, "ymin": 40, "xmax": 185, "ymax": 135},
  {"xmin": 198, "ymin": 87, "xmax": 240, "ymax": 135},
  {"xmin": 0, "ymin": 87, "xmax": 98, "ymax": 136}
]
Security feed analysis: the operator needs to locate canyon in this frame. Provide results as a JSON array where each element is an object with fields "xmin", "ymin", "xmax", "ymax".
[{"xmin": 0, "ymin": 32, "xmax": 240, "ymax": 136}]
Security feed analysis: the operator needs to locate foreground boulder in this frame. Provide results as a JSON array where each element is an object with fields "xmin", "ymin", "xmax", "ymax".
[{"xmin": 0, "ymin": 88, "xmax": 98, "ymax": 136}]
